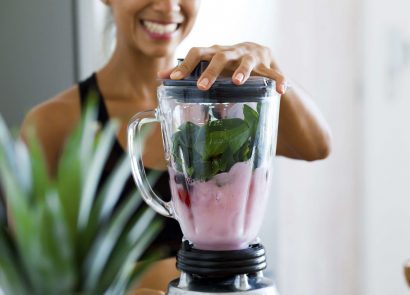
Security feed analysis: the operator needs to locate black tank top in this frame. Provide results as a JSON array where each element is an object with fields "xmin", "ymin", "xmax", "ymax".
[{"xmin": 78, "ymin": 73, "xmax": 182, "ymax": 257}]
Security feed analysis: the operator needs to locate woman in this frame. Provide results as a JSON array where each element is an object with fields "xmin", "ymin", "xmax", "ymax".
[{"xmin": 21, "ymin": 0, "xmax": 331, "ymax": 293}]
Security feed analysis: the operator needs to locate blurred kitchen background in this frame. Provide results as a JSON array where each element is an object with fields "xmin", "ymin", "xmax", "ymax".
[{"xmin": 1, "ymin": 0, "xmax": 410, "ymax": 294}]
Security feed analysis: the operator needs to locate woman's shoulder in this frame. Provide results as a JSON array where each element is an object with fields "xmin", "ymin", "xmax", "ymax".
[
  {"xmin": 21, "ymin": 85, "xmax": 82, "ymax": 175},
  {"xmin": 22, "ymin": 85, "xmax": 81, "ymax": 136}
]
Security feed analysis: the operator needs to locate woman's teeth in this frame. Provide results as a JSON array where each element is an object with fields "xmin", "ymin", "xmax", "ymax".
[{"xmin": 142, "ymin": 20, "xmax": 178, "ymax": 35}]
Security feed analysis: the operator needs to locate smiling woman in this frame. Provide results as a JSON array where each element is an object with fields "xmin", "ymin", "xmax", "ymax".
[
  {"xmin": 108, "ymin": 0, "xmax": 198, "ymax": 57},
  {"xmin": 18, "ymin": 0, "xmax": 331, "ymax": 293},
  {"xmin": 142, "ymin": 21, "xmax": 180, "ymax": 39}
]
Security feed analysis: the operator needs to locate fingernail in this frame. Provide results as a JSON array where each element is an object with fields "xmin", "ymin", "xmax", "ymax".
[
  {"xmin": 170, "ymin": 71, "xmax": 183, "ymax": 79},
  {"xmin": 198, "ymin": 78, "xmax": 209, "ymax": 89},
  {"xmin": 235, "ymin": 73, "xmax": 244, "ymax": 83}
]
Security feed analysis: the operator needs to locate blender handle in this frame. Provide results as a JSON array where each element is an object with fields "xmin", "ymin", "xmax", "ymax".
[{"xmin": 127, "ymin": 110, "xmax": 175, "ymax": 218}]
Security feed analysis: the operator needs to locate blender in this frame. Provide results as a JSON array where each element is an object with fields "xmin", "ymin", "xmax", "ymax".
[{"xmin": 128, "ymin": 60, "xmax": 281, "ymax": 295}]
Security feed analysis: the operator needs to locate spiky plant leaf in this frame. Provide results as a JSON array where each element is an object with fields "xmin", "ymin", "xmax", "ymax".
[
  {"xmin": 26, "ymin": 129, "xmax": 50, "ymax": 205},
  {"xmin": 0, "ymin": 227, "xmax": 29, "ymax": 294},
  {"xmin": 0, "ymin": 99, "xmax": 163, "ymax": 295},
  {"xmin": 78, "ymin": 156, "xmax": 137, "ymax": 267},
  {"xmin": 104, "ymin": 220, "xmax": 162, "ymax": 295},
  {"xmin": 125, "ymin": 251, "xmax": 163, "ymax": 292},
  {"xmin": 78, "ymin": 120, "xmax": 118, "ymax": 230},
  {"xmin": 57, "ymin": 112, "xmax": 87, "ymax": 251}
]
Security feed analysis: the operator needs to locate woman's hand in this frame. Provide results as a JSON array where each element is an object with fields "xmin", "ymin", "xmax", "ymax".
[{"xmin": 158, "ymin": 42, "xmax": 287, "ymax": 94}]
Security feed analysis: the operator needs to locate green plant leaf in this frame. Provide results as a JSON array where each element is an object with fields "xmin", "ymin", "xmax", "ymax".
[
  {"xmin": 171, "ymin": 104, "xmax": 262, "ymax": 181},
  {"xmin": 78, "ymin": 120, "xmax": 118, "ymax": 230},
  {"xmin": 78, "ymin": 165, "xmax": 131, "ymax": 265},
  {"xmin": 78, "ymin": 94, "xmax": 99, "ymax": 169},
  {"xmin": 100, "ymin": 217, "xmax": 162, "ymax": 295},
  {"xmin": 0, "ymin": 155, "xmax": 39, "ymax": 288},
  {"xmin": 243, "ymin": 104, "xmax": 259, "ymax": 135},
  {"xmin": 0, "ymin": 103, "xmax": 161, "ymax": 295},
  {"xmin": 57, "ymin": 117, "xmax": 84, "ymax": 250},
  {"xmin": 125, "ymin": 251, "xmax": 162, "ymax": 292},
  {"xmin": 83, "ymin": 201, "xmax": 154, "ymax": 291},
  {"xmin": 195, "ymin": 127, "xmax": 227, "ymax": 160},
  {"xmin": 0, "ymin": 227, "xmax": 30, "ymax": 295},
  {"xmin": 177, "ymin": 121, "xmax": 200, "ymax": 147},
  {"xmin": 225, "ymin": 121, "xmax": 250, "ymax": 154},
  {"xmin": 188, "ymin": 118, "xmax": 249, "ymax": 180},
  {"xmin": 37, "ymin": 190, "xmax": 76, "ymax": 292},
  {"xmin": 26, "ymin": 129, "xmax": 50, "ymax": 205},
  {"xmin": 86, "ymin": 208, "xmax": 160, "ymax": 294},
  {"xmin": 13, "ymin": 140, "xmax": 32, "ymax": 196}
]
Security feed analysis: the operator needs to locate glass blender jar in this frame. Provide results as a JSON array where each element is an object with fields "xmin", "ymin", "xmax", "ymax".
[{"xmin": 128, "ymin": 60, "xmax": 281, "ymax": 295}]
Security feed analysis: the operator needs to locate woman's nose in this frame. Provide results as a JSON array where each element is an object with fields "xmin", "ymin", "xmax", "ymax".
[{"xmin": 152, "ymin": 0, "xmax": 181, "ymax": 13}]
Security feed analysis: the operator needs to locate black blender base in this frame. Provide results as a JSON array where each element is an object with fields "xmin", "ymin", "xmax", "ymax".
[
  {"xmin": 167, "ymin": 242, "xmax": 280, "ymax": 295},
  {"xmin": 176, "ymin": 242, "xmax": 268, "ymax": 277}
]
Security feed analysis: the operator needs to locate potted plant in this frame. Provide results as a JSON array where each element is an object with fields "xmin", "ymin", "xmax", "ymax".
[{"xmin": 0, "ymin": 101, "xmax": 161, "ymax": 294}]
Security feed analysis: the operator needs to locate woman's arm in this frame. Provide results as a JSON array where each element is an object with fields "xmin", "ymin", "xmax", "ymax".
[{"xmin": 276, "ymin": 80, "xmax": 332, "ymax": 161}]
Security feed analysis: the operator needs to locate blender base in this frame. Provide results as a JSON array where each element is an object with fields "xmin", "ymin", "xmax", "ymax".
[
  {"xmin": 167, "ymin": 275, "xmax": 279, "ymax": 295},
  {"xmin": 167, "ymin": 243, "xmax": 280, "ymax": 295}
]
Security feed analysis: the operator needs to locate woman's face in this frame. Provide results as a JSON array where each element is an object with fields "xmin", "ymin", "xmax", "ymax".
[{"xmin": 109, "ymin": 0, "xmax": 200, "ymax": 58}]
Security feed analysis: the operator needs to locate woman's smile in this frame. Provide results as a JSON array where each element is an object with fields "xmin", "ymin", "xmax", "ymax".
[{"xmin": 140, "ymin": 19, "xmax": 182, "ymax": 41}]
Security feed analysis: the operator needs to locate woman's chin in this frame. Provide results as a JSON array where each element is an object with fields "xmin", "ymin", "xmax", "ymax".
[
  {"xmin": 141, "ymin": 44, "xmax": 178, "ymax": 59},
  {"xmin": 136, "ymin": 29, "xmax": 182, "ymax": 58}
]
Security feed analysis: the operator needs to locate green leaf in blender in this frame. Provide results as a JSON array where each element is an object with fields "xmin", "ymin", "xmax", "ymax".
[
  {"xmin": 171, "ymin": 104, "xmax": 261, "ymax": 181},
  {"xmin": 194, "ymin": 126, "xmax": 228, "ymax": 160},
  {"xmin": 243, "ymin": 105, "xmax": 259, "ymax": 134},
  {"xmin": 194, "ymin": 118, "xmax": 249, "ymax": 160}
]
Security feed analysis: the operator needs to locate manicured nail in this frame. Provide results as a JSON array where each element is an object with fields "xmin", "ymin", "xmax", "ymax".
[
  {"xmin": 198, "ymin": 78, "xmax": 209, "ymax": 89},
  {"xmin": 235, "ymin": 73, "xmax": 244, "ymax": 84},
  {"xmin": 170, "ymin": 71, "xmax": 183, "ymax": 79}
]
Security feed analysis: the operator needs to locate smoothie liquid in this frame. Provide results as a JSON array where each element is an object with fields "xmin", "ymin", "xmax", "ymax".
[{"xmin": 169, "ymin": 161, "xmax": 271, "ymax": 251}]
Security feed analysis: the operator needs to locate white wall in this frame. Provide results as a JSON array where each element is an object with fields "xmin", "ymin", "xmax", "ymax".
[
  {"xmin": 274, "ymin": 0, "xmax": 361, "ymax": 294},
  {"xmin": 76, "ymin": 0, "xmax": 110, "ymax": 80},
  {"xmin": 361, "ymin": 0, "xmax": 410, "ymax": 294},
  {"xmin": 176, "ymin": 1, "xmax": 277, "ymax": 56},
  {"xmin": 274, "ymin": 0, "xmax": 410, "ymax": 294}
]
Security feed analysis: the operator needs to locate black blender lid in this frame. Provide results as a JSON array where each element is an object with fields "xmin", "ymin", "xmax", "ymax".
[{"xmin": 159, "ymin": 59, "xmax": 276, "ymax": 103}]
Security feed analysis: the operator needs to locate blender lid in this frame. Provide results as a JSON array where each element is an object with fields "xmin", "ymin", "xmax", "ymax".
[{"xmin": 159, "ymin": 59, "xmax": 277, "ymax": 102}]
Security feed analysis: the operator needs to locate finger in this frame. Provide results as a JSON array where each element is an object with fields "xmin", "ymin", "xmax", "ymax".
[
  {"xmin": 256, "ymin": 65, "xmax": 287, "ymax": 94},
  {"xmin": 232, "ymin": 55, "xmax": 256, "ymax": 85},
  {"xmin": 270, "ymin": 60, "xmax": 281, "ymax": 71},
  {"xmin": 170, "ymin": 47, "xmax": 215, "ymax": 80},
  {"xmin": 131, "ymin": 288, "xmax": 165, "ymax": 295},
  {"xmin": 197, "ymin": 51, "xmax": 240, "ymax": 90},
  {"xmin": 157, "ymin": 67, "xmax": 176, "ymax": 79}
]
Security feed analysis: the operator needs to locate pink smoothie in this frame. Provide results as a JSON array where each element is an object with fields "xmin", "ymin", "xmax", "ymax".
[{"xmin": 168, "ymin": 161, "xmax": 272, "ymax": 251}]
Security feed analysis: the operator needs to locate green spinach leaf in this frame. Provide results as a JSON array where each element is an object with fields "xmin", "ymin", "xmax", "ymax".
[{"xmin": 171, "ymin": 104, "xmax": 261, "ymax": 181}]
